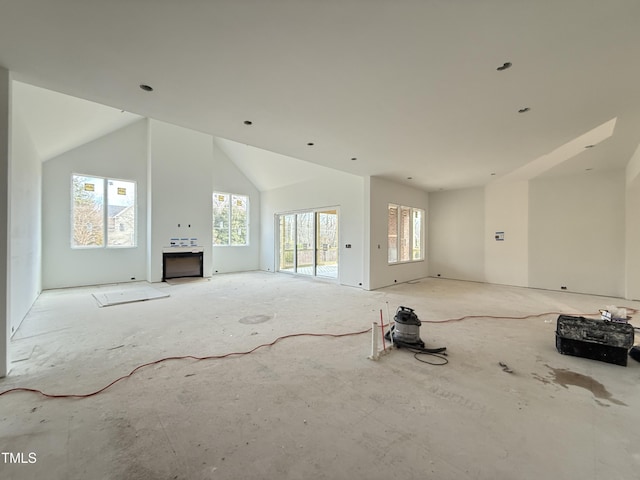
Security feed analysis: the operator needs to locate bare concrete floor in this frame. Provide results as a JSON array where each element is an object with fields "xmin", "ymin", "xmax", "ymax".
[{"xmin": 1, "ymin": 271, "xmax": 639, "ymax": 480}]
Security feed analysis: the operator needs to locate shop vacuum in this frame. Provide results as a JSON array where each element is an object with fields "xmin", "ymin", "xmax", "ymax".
[{"xmin": 385, "ymin": 306, "xmax": 447, "ymax": 354}]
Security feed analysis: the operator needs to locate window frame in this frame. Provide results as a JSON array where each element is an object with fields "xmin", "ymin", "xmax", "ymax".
[
  {"xmin": 212, "ymin": 191, "xmax": 250, "ymax": 247},
  {"xmin": 71, "ymin": 173, "xmax": 138, "ymax": 249},
  {"xmin": 388, "ymin": 203, "xmax": 425, "ymax": 265}
]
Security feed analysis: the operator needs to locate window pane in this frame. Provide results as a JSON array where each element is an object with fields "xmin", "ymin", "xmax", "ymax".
[
  {"xmin": 316, "ymin": 210, "xmax": 338, "ymax": 278},
  {"xmin": 412, "ymin": 209, "xmax": 423, "ymax": 260},
  {"xmin": 296, "ymin": 212, "xmax": 314, "ymax": 274},
  {"xmin": 213, "ymin": 193, "xmax": 230, "ymax": 245},
  {"xmin": 388, "ymin": 205, "xmax": 398, "ymax": 263},
  {"xmin": 72, "ymin": 175, "xmax": 104, "ymax": 247},
  {"xmin": 231, "ymin": 194, "xmax": 248, "ymax": 245},
  {"xmin": 279, "ymin": 214, "xmax": 296, "ymax": 271},
  {"xmin": 107, "ymin": 180, "xmax": 136, "ymax": 247},
  {"xmin": 400, "ymin": 207, "xmax": 411, "ymax": 262}
]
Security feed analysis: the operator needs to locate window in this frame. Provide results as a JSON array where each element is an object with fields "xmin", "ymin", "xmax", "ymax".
[
  {"xmin": 213, "ymin": 192, "xmax": 249, "ymax": 246},
  {"xmin": 388, "ymin": 203, "xmax": 424, "ymax": 264},
  {"xmin": 72, "ymin": 174, "xmax": 137, "ymax": 248}
]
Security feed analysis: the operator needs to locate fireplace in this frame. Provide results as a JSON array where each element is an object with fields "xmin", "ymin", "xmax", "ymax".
[{"xmin": 162, "ymin": 247, "xmax": 204, "ymax": 281}]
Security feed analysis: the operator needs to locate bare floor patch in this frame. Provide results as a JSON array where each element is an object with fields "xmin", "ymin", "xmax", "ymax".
[{"xmin": 239, "ymin": 314, "xmax": 272, "ymax": 325}]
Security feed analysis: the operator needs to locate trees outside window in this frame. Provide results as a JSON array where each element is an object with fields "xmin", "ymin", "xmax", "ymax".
[
  {"xmin": 213, "ymin": 192, "xmax": 249, "ymax": 246},
  {"xmin": 72, "ymin": 174, "xmax": 136, "ymax": 248}
]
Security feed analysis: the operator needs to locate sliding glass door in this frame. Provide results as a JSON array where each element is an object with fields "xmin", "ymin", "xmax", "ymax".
[
  {"xmin": 316, "ymin": 210, "xmax": 338, "ymax": 278},
  {"xmin": 277, "ymin": 209, "xmax": 338, "ymax": 279}
]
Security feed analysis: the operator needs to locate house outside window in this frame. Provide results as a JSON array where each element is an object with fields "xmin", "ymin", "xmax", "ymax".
[
  {"xmin": 213, "ymin": 192, "xmax": 249, "ymax": 246},
  {"xmin": 71, "ymin": 174, "xmax": 137, "ymax": 248},
  {"xmin": 388, "ymin": 203, "xmax": 424, "ymax": 264}
]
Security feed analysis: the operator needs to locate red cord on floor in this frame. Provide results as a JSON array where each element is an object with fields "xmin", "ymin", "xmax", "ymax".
[
  {"xmin": 0, "ymin": 309, "xmax": 634, "ymax": 399},
  {"xmin": 0, "ymin": 328, "xmax": 372, "ymax": 399}
]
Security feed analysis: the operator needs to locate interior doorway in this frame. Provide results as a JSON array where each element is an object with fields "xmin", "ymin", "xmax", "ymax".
[{"xmin": 277, "ymin": 208, "xmax": 338, "ymax": 279}]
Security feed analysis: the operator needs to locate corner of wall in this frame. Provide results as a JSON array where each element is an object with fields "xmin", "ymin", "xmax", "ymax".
[
  {"xmin": 625, "ymin": 142, "xmax": 640, "ymax": 299},
  {"xmin": 362, "ymin": 176, "xmax": 372, "ymax": 290},
  {"xmin": 1, "ymin": 66, "xmax": 10, "ymax": 377}
]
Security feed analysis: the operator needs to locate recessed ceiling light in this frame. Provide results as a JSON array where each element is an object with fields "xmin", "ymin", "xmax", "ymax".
[
  {"xmin": 584, "ymin": 144, "xmax": 595, "ymax": 149},
  {"xmin": 518, "ymin": 107, "xmax": 531, "ymax": 113},
  {"xmin": 307, "ymin": 142, "xmax": 314, "ymax": 146},
  {"xmin": 139, "ymin": 84, "xmax": 154, "ymax": 92},
  {"xmin": 496, "ymin": 62, "xmax": 512, "ymax": 71},
  {"xmin": 244, "ymin": 120, "xmax": 253, "ymax": 125}
]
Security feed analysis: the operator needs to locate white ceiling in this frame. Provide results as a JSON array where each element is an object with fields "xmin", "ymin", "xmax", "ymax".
[
  {"xmin": 2, "ymin": 0, "xmax": 640, "ymax": 191},
  {"xmin": 12, "ymin": 82, "xmax": 142, "ymax": 161},
  {"xmin": 214, "ymin": 137, "xmax": 350, "ymax": 192}
]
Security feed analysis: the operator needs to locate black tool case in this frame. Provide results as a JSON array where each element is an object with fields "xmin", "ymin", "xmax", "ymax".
[{"xmin": 555, "ymin": 315, "xmax": 634, "ymax": 366}]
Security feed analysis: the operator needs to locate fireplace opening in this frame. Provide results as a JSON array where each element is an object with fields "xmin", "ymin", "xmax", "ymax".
[{"xmin": 163, "ymin": 248, "xmax": 204, "ymax": 281}]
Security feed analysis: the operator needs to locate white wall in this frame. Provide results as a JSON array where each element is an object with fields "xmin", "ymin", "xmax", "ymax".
[
  {"xmin": 625, "ymin": 144, "xmax": 640, "ymax": 300},
  {"xmin": 484, "ymin": 181, "xmax": 528, "ymax": 287},
  {"xmin": 42, "ymin": 120, "xmax": 148, "ymax": 288},
  {"xmin": 9, "ymin": 110, "xmax": 41, "ymax": 336},
  {"xmin": 1, "ymin": 67, "xmax": 9, "ymax": 377},
  {"xmin": 428, "ymin": 169, "xmax": 627, "ymax": 297},
  {"xmin": 261, "ymin": 170, "xmax": 364, "ymax": 288},
  {"xmin": 366, "ymin": 176, "xmax": 429, "ymax": 290},
  {"xmin": 529, "ymin": 169, "xmax": 625, "ymax": 297},
  {"xmin": 147, "ymin": 120, "xmax": 214, "ymax": 282},
  {"xmin": 211, "ymin": 140, "xmax": 260, "ymax": 273},
  {"xmin": 428, "ymin": 187, "xmax": 485, "ymax": 282}
]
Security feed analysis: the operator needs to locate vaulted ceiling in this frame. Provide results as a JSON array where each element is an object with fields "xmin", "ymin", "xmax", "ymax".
[{"xmin": 2, "ymin": 0, "xmax": 640, "ymax": 191}]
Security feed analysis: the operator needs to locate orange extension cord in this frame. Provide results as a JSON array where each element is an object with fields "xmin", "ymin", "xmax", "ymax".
[{"xmin": 0, "ymin": 309, "xmax": 636, "ymax": 400}]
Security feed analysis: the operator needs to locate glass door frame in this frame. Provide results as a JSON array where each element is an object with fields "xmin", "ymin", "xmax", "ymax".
[{"xmin": 275, "ymin": 206, "xmax": 339, "ymax": 279}]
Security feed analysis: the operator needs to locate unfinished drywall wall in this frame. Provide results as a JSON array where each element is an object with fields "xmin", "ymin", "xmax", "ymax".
[
  {"xmin": 0, "ymin": 67, "xmax": 9, "ymax": 377},
  {"xmin": 42, "ymin": 120, "xmax": 148, "ymax": 288},
  {"xmin": 366, "ymin": 176, "xmax": 429, "ymax": 290},
  {"xmin": 626, "ymin": 144, "xmax": 640, "ymax": 300},
  {"xmin": 211, "ymin": 140, "xmax": 260, "ymax": 273},
  {"xmin": 148, "ymin": 120, "xmax": 213, "ymax": 282},
  {"xmin": 428, "ymin": 187, "xmax": 485, "ymax": 282},
  {"xmin": 484, "ymin": 181, "xmax": 528, "ymax": 287},
  {"xmin": 9, "ymin": 110, "xmax": 41, "ymax": 336},
  {"xmin": 260, "ymin": 170, "xmax": 364, "ymax": 288},
  {"xmin": 529, "ymin": 169, "xmax": 625, "ymax": 297}
]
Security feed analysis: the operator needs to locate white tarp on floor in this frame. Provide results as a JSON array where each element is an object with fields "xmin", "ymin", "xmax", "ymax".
[{"xmin": 92, "ymin": 286, "xmax": 169, "ymax": 307}]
